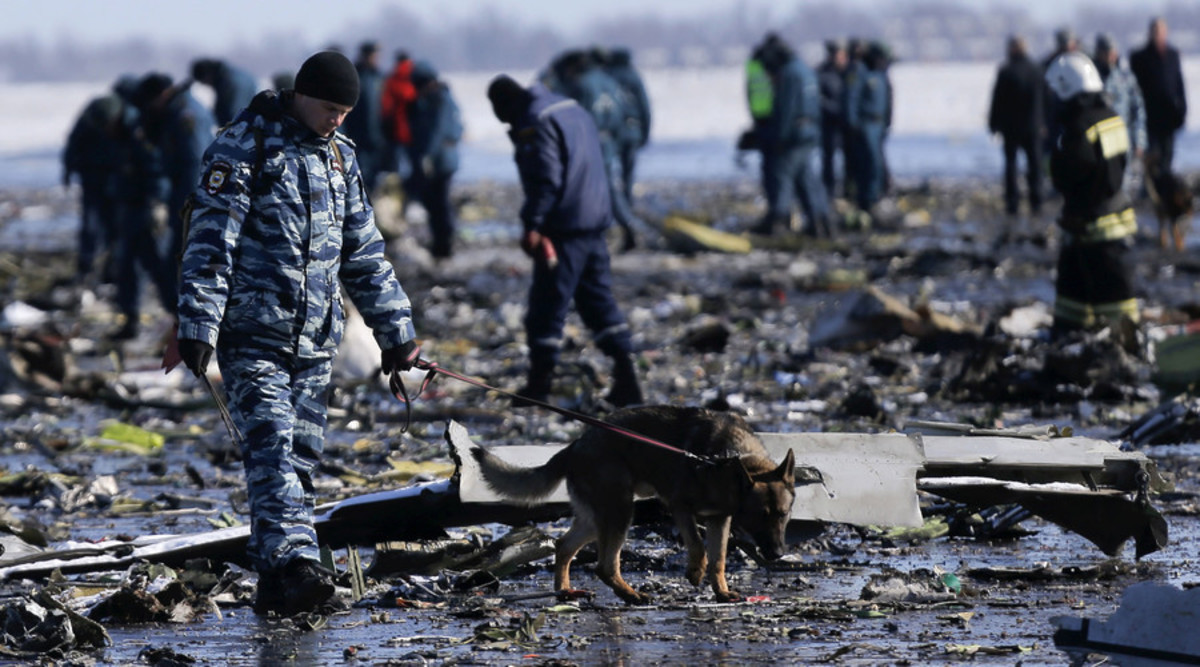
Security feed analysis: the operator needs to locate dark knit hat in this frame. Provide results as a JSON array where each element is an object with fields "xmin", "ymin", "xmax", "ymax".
[{"xmin": 294, "ymin": 51, "xmax": 360, "ymax": 106}]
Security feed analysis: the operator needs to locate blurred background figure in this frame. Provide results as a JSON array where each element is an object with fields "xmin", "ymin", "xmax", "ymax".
[
  {"xmin": 343, "ymin": 41, "xmax": 387, "ymax": 191},
  {"xmin": 109, "ymin": 73, "xmax": 177, "ymax": 340},
  {"xmin": 1041, "ymin": 28, "xmax": 1079, "ymax": 164},
  {"xmin": 989, "ymin": 35, "xmax": 1044, "ymax": 220},
  {"xmin": 817, "ymin": 39, "xmax": 848, "ymax": 201},
  {"xmin": 1045, "ymin": 52, "xmax": 1138, "ymax": 334},
  {"xmin": 62, "ymin": 78, "xmax": 129, "ymax": 284},
  {"xmin": 1094, "ymin": 33, "xmax": 1147, "ymax": 187},
  {"xmin": 136, "ymin": 73, "xmax": 215, "ymax": 311},
  {"xmin": 600, "ymin": 47, "xmax": 651, "ymax": 206},
  {"xmin": 381, "ymin": 50, "xmax": 417, "ymax": 202},
  {"xmin": 191, "ymin": 57, "xmax": 258, "ymax": 126},
  {"xmin": 753, "ymin": 33, "xmax": 832, "ymax": 237},
  {"xmin": 845, "ymin": 41, "xmax": 892, "ymax": 216},
  {"xmin": 406, "ymin": 60, "xmax": 462, "ymax": 260},
  {"xmin": 1130, "ymin": 17, "xmax": 1188, "ymax": 174},
  {"xmin": 554, "ymin": 49, "xmax": 643, "ymax": 250}
]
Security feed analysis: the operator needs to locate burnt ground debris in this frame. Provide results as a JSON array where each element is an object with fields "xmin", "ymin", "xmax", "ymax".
[{"xmin": 0, "ymin": 175, "xmax": 1198, "ymax": 664}]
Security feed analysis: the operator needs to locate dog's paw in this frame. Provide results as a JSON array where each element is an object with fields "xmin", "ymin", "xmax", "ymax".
[
  {"xmin": 619, "ymin": 590, "xmax": 653, "ymax": 605},
  {"xmin": 556, "ymin": 588, "xmax": 594, "ymax": 602},
  {"xmin": 714, "ymin": 590, "xmax": 743, "ymax": 604},
  {"xmin": 685, "ymin": 567, "xmax": 705, "ymax": 587}
]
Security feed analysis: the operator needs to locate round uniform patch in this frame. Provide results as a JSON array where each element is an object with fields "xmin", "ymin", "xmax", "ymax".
[{"xmin": 204, "ymin": 162, "xmax": 232, "ymax": 195}]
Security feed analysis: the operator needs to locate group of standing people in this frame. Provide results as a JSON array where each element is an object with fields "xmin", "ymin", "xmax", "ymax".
[
  {"xmin": 989, "ymin": 18, "xmax": 1187, "ymax": 218},
  {"xmin": 62, "ymin": 59, "xmax": 257, "ymax": 339},
  {"xmin": 990, "ymin": 17, "xmax": 1188, "ymax": 334},
  {"xmin": 742, "ymin": 33, "xmax": 894, "ymax": 237},
  {"xmin": 341, "ymin": 42, "xmax": 463, "ymax": 259}
]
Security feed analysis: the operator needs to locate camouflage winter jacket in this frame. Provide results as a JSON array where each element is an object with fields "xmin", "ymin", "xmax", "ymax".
[
  {"xmin": 177, "ymin": 90, "xmax": 415, "ymax": 359},
  {"xmin": 1100, "ymin": 62, "xmax": 1148, "ymax": 155}
]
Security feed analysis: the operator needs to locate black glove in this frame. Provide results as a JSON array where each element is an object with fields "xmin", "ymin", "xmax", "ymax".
[
  {"xmin": 178, "ymin": 338, "xmax": 214, "ymax": 377},
  {"xmin": 381, "ymin": 340, "xmax": 420, "ymax": 374}
]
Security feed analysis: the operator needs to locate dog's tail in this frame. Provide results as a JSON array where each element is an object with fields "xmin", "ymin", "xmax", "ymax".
[{"xmin": 470, "ymin": 446, "xmax": 570, "ymax": 505}]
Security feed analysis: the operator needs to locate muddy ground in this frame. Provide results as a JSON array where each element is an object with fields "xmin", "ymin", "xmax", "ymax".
[{"xmin": 1, "ymin": 173, "xmax": 1199, "ymax": 665}]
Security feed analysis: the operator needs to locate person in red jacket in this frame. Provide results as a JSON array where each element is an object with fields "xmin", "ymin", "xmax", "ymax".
[{"xmin": 381, "ymin": 51, "xmax": 418, "ymax": 182}]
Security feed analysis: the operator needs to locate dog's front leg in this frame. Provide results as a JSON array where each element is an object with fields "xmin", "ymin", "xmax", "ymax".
[
  {"xmin": 672, "ymin": 509, "xmax": 706, "ymax": 587},
  {"xmin": 703, "ymin": 515, "xmax": 740, "ymax": 602}
]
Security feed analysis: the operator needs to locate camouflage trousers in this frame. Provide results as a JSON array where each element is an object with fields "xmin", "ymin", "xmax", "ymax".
[{"xmin": 219, "ymin": 347, "xmax": 332, "ymax": 573}]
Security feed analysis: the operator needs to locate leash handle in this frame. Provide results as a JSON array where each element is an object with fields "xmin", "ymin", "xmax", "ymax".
[{"xmin": 388, "ymin": 360, "xmax": 440, "ymax": 433}]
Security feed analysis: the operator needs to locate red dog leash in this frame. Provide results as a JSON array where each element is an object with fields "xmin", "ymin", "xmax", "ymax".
[{"xmin": 389, "ymin": 359, "xmax": 710, "ymax": 463}]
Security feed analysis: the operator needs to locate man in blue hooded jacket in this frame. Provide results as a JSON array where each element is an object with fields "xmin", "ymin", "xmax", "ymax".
[
  {"xmin": 406, "ymin": 60, "xmax": 462, "ymax": 259},
  {"xmin": 488, "ymin": 74, "xmax": 642, "ymax": 408},
  {"xmin": 175, "ymin": 51, "xmax": 420, "ymax": 616}
]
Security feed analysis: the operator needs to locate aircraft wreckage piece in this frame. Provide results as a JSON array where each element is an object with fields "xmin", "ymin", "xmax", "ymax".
[
  {"xmin": 0, "ymin": 421, "xmax": 1169, "ymax": 580},
  {"xmin": 1052, "ymin": 582, "xmax": 1200, "ymax": 665}
]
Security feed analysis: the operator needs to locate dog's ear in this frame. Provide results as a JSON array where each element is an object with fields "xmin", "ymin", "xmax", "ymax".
[{"xmin": 777, "ymin": 449, "xmax": 795, "ymax": 486}]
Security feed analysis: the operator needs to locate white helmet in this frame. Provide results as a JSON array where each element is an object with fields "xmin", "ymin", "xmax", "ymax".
[{"xmin": 1045, "ymin": 52, "xmax": 1103, "ymax": 100}]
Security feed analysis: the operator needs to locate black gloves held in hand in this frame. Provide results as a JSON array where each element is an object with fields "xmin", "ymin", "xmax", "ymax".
[
  {"xmin": 178, "ymin": 338, "xmax": 214, "ymax": 377},
  {"xmin": 381, "ymin": 340, "xmax": 420, "ymax": 374}
]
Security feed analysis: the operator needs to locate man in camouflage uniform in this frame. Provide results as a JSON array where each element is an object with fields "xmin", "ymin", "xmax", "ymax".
[
  {"xmin": 175, "ymin": 51, "xmax": 420, "ymax": 616},
  {"xmin": 1094, "ymin": 33, "xmax": 1147, "ymax": 184},
  {"xmin": 1045, "ymin": 52, "xmax": 1139, "ymax": 333}
]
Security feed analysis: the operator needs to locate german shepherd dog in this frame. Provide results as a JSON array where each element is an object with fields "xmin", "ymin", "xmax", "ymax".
[
  {"xmin": 1144, "ymin": 151, "xmax": 1195, "ymax": 252},
  {"xmin": 471, "ymin": 405, "xmax": 796, "ymax": 604}
]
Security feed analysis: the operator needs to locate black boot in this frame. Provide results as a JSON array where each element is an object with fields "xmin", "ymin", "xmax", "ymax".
[
  {"xmin": 514, "ymin": 357, "xmax": 555, "ymax": 408},
  {"xmin": 605, "ymin": 354, "xmax": 643, "ymax": 407}
]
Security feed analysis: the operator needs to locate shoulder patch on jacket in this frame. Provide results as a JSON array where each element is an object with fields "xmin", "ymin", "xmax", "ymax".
[{"xmin": 204, "ymin": 161, "xmax": 233, "ymax": 195}]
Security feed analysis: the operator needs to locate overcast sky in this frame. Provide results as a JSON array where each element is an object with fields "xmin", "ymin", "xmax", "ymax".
[{"xmin": 13, "ymin": 0, "xmax": 1170, "ymax": 50}]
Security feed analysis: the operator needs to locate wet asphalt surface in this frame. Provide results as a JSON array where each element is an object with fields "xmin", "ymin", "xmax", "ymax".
[{"xmin": 1, "ymin": 174, "xmax": 1199, "ymax": 665}]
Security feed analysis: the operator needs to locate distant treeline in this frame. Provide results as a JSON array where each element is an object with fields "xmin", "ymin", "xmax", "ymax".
[{"xmin": 3, "ymin": 1, "xmax": 1198, "ymax": 82}]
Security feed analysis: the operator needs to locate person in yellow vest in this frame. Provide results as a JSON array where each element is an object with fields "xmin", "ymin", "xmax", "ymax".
[
  {"xmin": 745, "ymin": 34, "xmax": 779, "ymax": 132},
  {"xmin": 1045, "ymin": 52, "xmax": 1139, "ymax": 333}
]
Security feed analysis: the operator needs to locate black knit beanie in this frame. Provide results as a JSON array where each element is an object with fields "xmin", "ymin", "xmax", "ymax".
[{"xmin": 294, "ymin": 51, "xmax": 360, "ymax": 106}]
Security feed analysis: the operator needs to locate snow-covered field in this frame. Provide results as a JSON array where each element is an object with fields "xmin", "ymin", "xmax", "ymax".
[{"xmin": 4, "ymin": 59, "xmax": 1200, "ymax": 188}]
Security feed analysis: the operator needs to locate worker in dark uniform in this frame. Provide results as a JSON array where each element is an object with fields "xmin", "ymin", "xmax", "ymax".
[
  {"xmin": 817, "ymin": 40, "xmax": 848, "ymax": 200},
  {"xmin": 1130, "ymin": 17, "xmax": 1188, "ymax": 173},
  {"xmin": 342, "ymin": 41, "xmax": 387, "ymax": 191},
  {"xmin": 845, "ymin": 42, "xmax": 891, "ymax": 214},
  {"xmin": 1045, "ymin": 52, "xmax": 1139, "ymax": 333},
  {"xmin": 988, "ymin": 35, "xmax": 1044, "ymax": 218},
  {"xmin": 602, "ymin": 47, "xmax": 651, "ymax": 205},
  {"xmin": 63, "ymin": 83, "xmax": 126, "ymax": 282},
  {"xmin": 406, "ymin": 61, "xmax": 462, "ymax": 260},
  {"xmin": 487, "ymin": 74, "xmax": 643, "ymax": 408}
]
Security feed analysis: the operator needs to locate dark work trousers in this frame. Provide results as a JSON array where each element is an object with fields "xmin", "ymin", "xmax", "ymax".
[
  {"xmin": 1054, "ymin": 237, "xmax": 1137, "ymax": 330},
  {"xmin": 1147, "ymin": 127, "xmax": 1177, "ymax": 173},
  {"xmin": 1002, "ymin": 134, "xmax": 1043, "ymax": 215},
  {"xmin": 409, "ymin": 168, "xmax": 455, "ymax": 259},
  {"xmin": 820, "ymin": 115, "xmax": 844, "ymax": 200},
  {"xmin": 159, "ymin": 177, "xmax": 193, "ymax": 317},
  {"xmin": 851, "ymin": 123, "xmax": 886, "ymax": 210},
  {"xmin": 115, "ymin": 200, "xmax": 175, "ymax": 327},
  {"xmin": 763, "ymin": 144, "xmax": 832, "ymax": 234},
  {"xmin": 525, "ymin": 231, "xmax": 632, "ymax": 367},
  {"xmin": 618, "ymin": 140, "xmax": 639, "ymax": 204}
]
